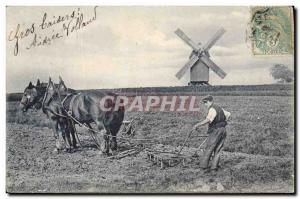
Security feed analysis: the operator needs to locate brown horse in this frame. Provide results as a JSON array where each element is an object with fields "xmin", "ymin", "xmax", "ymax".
[
  {"xmin": 52, "ymin": 77, "xmax": 125, "ymax": 154},
  {"xmin": 41, "ymin": 78, "xmax": 77, "ymax": 152},
  {"xmin": 20, "ymin": 79, "xmax": 46, "ymax": 112},
  {"xmin": 20, "ymin": 78, "xmax": 77, "ymax": 152},
  {"xmin": 20, "ymin": 77, "xmax": 125, "ymax": 154}
]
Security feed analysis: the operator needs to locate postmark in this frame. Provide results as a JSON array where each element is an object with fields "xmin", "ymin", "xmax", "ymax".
[{"xmin": 249, "ymin": 6, "xmax": 294, "ymax": 55}]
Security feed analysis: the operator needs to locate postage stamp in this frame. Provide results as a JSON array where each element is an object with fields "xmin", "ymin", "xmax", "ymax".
[{"xmin": 249, "ymin": 6, "xmax": 294, "ymax": 55}]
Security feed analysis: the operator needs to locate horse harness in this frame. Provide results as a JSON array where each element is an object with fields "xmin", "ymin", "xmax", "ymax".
[{"xmin": 61, "ymin": 92, "xmax": 81, "ymax": 119}]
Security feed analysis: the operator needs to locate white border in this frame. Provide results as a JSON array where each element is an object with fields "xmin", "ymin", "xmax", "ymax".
[{"xmin": 1, "ymin": 0, "xmax": 298, "ymax": 198}]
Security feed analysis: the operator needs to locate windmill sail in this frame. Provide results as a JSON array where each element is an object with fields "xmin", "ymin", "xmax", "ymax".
[
  {"xmin": 175, "ymin": 29, "xmax": 199, "ymax": 51},
  {"xmin": 202, "ymin": 27, "xmax": 226, "ymax": 51},
  {"xmin": 174, "ymin": 27, "xmax": 227, "ymax": 82},
  {"xmin": 176, "ymin": 54, "xmax": 199, "ymax": 79},
  {"xmin": 200, "ymin": 55, "xmax": 226, "ymax": 79}
]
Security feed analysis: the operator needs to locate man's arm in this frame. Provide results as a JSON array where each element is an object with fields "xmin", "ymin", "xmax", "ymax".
[
  {"xmin": 193, "ymin": 118, "xmax": 210, "ymax": 130},
  {"xmin": 193, "ymin": 108, "xmax": 216, "ymax": 131}
]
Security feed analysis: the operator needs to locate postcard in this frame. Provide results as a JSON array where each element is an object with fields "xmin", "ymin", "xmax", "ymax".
[{"xmin": 6, "ymin": 6, "xmax": 295, "ymax": 193}]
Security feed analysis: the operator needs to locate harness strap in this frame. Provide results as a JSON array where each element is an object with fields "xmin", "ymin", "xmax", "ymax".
[
  {"xmin": 62, "ymin": 92, "xmax": 81, "ymax": 116},
  {"xmin": 61, "ymin": 93, "xmax": 73, "ymax": 107},
  {"xmin": 43, "ymin": 105, "xmax": 68, "ymax": 118}
]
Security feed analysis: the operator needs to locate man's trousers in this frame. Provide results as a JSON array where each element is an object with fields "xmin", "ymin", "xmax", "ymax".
[{"xmin": 200, "ymin": 127, "xmax": 227, "ymax": 170}]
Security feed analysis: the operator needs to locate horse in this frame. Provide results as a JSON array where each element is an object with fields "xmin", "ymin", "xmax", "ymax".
[
  {"xmin": 20, "ymin": 79, "xmax": 46, "ymax": 112},
  {"xmin": 41, "ymin": 77, "xmax": 77, "ymax": 152},
  {"xmin": 20, "ymin": 78, "xmax": 77, "ymax": 152},
  {"xmin": 50, "ymin": 77, "xmax": 125, "ymax": 154}
]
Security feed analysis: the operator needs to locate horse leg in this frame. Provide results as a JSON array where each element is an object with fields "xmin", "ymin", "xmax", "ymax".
[
  {"xmin": 60, "ymin": 121, "xmax": 72, "ymax": 152},
  {"xmin": 108, "ymin": 127, "xmax": 118, "ymax": 153},
  {"xmin": 108, "ymin": 118, "xmax": 123, "ymax": 153},
  {"xmin": 58, "ymin": 122, "xmax": 68, "ymax": 151},
  {"xmin": 103, "ymin": 129, "xmax": 110, "ymax": 155},
  {"xmin": 94, "ymin": 121, "xmax": 110, "ymax": 154},
  {"xmin": 107, "ymin": 109, "xmax": 124, "ymax": 154},
  {"xmin": 68, "ymin": 120, "xmax": 77, "ymax": 149},
  {"xmin": 50, "ymin": 120, "xmax": 62, "ymax": 153}
]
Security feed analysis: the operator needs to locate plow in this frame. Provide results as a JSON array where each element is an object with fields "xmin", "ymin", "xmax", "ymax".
[
  {"xmin": 145, "ymin": 141, "xmax": 207, "ymax": 169},
  {"xmin": 105, "ymin": 119, "xmax": 208, "ymax": 169},
  {"xmin": 69, "ymin": 117, "xmax": 208, "ymax": 169}
]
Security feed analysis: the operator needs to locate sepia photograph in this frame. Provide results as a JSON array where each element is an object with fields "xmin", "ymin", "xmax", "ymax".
[{"xmin": 6, "ymin": 5, "xmax": 295, "ymax": 194}]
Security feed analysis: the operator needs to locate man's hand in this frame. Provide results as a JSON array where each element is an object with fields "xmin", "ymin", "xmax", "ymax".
[
  {"xmin": 192, "ymin": 123, "xmax": 200, "ymax": 131},
  {"xmin": 193, "ymin": 118, "xmax": 210, "ymax": 131}
]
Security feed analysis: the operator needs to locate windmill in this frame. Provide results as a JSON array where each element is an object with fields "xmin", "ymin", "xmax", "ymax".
[{"xmin": 175, "ymin": 27, "xmax": 227, "ymax": 85}]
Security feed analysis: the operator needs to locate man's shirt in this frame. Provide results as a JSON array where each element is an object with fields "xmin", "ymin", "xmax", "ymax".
[{"xmin": 206, "ymin": 107, "xmax": 231, "ymax": 123}]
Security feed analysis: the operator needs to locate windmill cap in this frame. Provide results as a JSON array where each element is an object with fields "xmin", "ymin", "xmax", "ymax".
[{"xmin": 202, "ymin": 95, "xmax": 213, "ymax": 102}]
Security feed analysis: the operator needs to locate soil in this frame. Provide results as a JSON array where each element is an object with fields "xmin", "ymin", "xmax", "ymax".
[{"xmin": 6, "ymin": 110, "xmax": 294, "ymax": 193}]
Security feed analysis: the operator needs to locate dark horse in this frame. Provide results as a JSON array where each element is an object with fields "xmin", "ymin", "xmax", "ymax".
[
  {"xmin": 52, "ymin": 78, "xmax": 125, "ymax": 154},
  {"xmin": 20, "ymin": 78, "xmax": 77, "ymax": 152},
  {"xmin": 20, "ymin": 77, "xmax": 125, "ymax": 154}
]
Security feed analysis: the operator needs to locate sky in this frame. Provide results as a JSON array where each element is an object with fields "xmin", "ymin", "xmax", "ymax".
[{"xmin": 6, "ymin": 6, "xmax": 294, "ymax": 93}]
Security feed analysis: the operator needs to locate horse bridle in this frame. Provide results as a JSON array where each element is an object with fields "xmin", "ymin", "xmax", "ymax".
[
  {"xmin": 33, "ymin": 87, "xmax": 47, "ymax": 109},
  {"xmin": 21, "ymin": 87, "xmax": 44, "ymax": 110}
]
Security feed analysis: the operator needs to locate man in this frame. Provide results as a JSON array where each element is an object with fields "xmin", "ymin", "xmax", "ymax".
[{"xmin": 193, "ymin": 95, "xmax": 230, "ymax": 171}]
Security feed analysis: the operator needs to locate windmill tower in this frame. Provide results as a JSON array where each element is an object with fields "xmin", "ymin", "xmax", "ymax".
[{"xmin": 174, "ymin": 27, "xmax": 227, "ymax": 85}]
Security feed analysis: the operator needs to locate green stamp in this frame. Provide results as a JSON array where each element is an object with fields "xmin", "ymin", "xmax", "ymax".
[{"xmin": 249, "ymin": 6, "xmax": 294, "ymax": 55}]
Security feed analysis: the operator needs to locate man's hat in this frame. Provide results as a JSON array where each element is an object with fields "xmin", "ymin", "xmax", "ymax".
[{"xmin": 202, "ymin": 95, "xmax": 213, "ymax": 102}]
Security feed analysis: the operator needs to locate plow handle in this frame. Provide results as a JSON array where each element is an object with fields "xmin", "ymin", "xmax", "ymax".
[{"xmin": 176, "ymin": 129, "xmax": 195, "ymax": 156}]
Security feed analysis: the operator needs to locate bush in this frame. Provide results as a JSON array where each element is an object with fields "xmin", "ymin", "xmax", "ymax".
[{"xmin": 270, "ymin": 64, "xmax": 294, "ymax": 83}]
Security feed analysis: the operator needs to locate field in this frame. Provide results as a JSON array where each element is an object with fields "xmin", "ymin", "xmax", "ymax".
[{"xmin": 6, "ymin": 87, "xmax": 295, "ymax": 193}]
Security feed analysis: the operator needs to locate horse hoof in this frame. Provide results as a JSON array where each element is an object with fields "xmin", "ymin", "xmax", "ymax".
[
  {"xmin": 65, "ymin": 148, "xmax": 75, "ymax": 153},
  {"xmin": 53, "ymin": 148, "xmax": 59, "ymax": 154},
  {"xmin": 98, "ymin": 151, "xmax": 110, "ymax": 156}
]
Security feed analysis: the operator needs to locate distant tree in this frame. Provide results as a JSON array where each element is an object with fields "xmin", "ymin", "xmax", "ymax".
[{"xmin": 270, "ymin": 64, "xmax": 294, "ymax": 83}]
